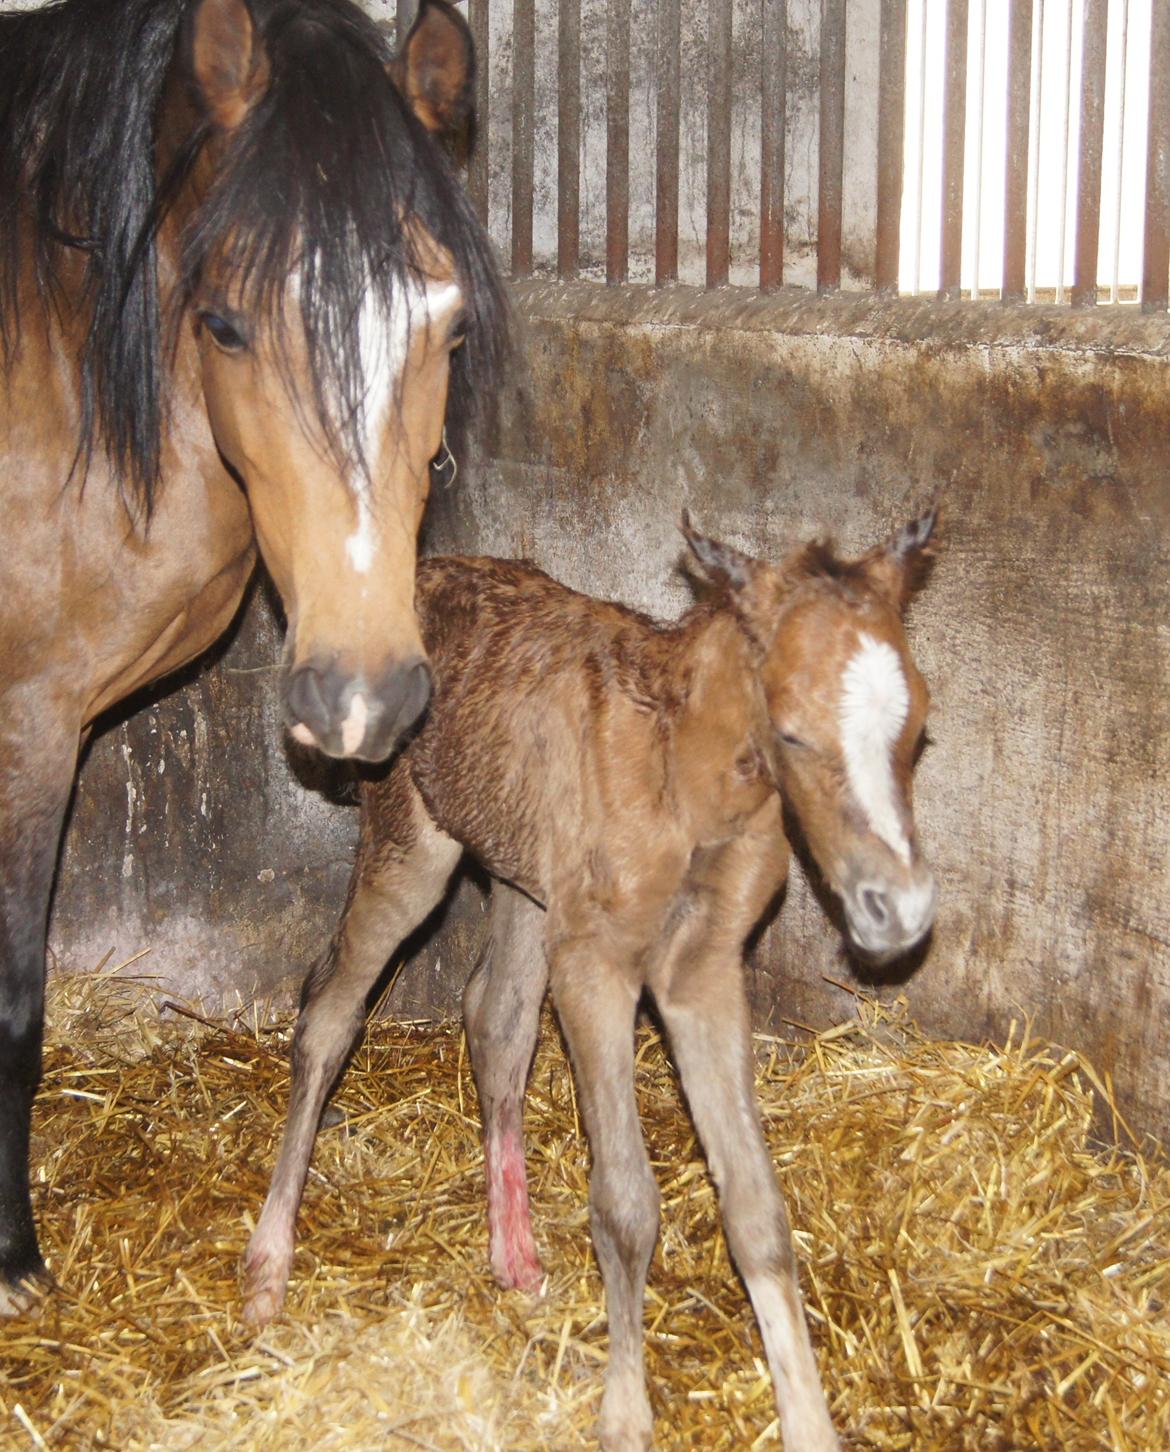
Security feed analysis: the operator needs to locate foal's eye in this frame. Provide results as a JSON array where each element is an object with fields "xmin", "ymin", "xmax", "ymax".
[
  {"xmin": 778, "ymin": 731, "xmax": 807, "ymax": 750},
  {"xmin": 199, "ymin": 311, "xmax": 247, "ymax": 353}
]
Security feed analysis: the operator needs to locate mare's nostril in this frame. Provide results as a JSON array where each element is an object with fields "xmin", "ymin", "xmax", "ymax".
[
  {"xmin": 861, "ymin": 887, "xmax": 891, "ymax": 927},
  {"xmin": 286, "ymin": 664, "xmax": 330, "ymax": 738},
  {"xmin": 403, "ymin": 658, "xmax": 432, "ymax": 728}
]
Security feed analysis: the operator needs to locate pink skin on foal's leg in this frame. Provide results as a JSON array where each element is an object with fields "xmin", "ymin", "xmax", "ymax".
[
  {"xmin": 464, "ymin": 884, "xmax": 548, "ymax": 1293},
  {"xmin": 485, "ymin": 1121, "xmax": 543, "ymax": 1292}
]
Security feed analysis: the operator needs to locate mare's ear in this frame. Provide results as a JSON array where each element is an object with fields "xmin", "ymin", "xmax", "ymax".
[
  {"xmin": 187, "ymin": 0, "xmax": 270, "ymax": 133},
  {"xmin": 861, "ymin": 504, "xmax": 941, "ymax": 612},
  {"xmin": 390, "ymin": 0, "xmax": 475, "ymax": 137}
]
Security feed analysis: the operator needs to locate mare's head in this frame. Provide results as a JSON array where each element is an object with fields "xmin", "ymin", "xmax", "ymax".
[
  {"xmin": 684, "ymin": 509, "xmax": 939, "ymax": 962},
  {"xmin": 1, "ymin": 0, "xmax": 505, "ymax": 755},
  {"xmin": 173, "ymin": 0, "xmax": 506, "ymax": 760}
]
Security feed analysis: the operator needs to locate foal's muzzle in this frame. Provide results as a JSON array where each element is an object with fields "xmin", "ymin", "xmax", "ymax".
[
  {"xmin": 284, "ymin": 655, "xmax": 432, "ymax": 762},
  {"xmin": 842, "ymin": 866, "xmax": 938, "ymax": 962}
]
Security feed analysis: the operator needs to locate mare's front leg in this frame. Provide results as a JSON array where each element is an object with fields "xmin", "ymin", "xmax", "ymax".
[
  {"xmin": 656, "ymin": 942, "xmax": 839, "ymax": 1451},
  {"xmin": 551, "ymin": 940, "xmax": 659, "ymax": 1452},
  {"xmin": 243, "ymin": 768, "xmax": 461, "ymax": 1326},
  {"xmin": 463, "ymin": 882, "xmax": 547, "ymax": 1292},
  {"xmin": 0, "ymin": 723, "xmax": 78, "ymax": 1313}
]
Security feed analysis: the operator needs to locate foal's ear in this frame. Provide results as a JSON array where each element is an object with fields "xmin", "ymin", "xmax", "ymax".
[
  {"xmin": 391, "ymin": 0, "xmax": 475, "ymax": 138},
  {"xmin": 187, "ymin": 0, "xmax": 271, "ymax": 133},
  {"xmin": 680, "ymin": 512, "xmax": 756, "ymax": 592},
  {"xmin": 862, "ymin": 504, "xmax": 941, "ymax": 612}
]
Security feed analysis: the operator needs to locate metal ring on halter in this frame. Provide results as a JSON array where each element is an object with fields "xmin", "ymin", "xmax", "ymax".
[{"xmin": 431, "ymin": 429, "xmax": 458, "ymax": 489}]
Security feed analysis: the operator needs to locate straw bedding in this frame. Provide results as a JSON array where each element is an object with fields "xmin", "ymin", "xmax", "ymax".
[{"xmin": 2, "ymin": 966, "xmax": 1167, "ymax": 1451}]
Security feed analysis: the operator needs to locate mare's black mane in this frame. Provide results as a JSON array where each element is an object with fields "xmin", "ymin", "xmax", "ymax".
[{"xmin": 0, "ymin": 0, "xmax": 508, "ymax": 514}]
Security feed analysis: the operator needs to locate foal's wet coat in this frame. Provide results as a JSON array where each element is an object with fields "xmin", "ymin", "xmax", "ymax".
[{"xmin": 246, "ymin": 513, "xmax": 938, "ymax": 1452}]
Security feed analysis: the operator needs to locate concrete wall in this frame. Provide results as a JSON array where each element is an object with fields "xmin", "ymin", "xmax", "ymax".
[
  {"xmin": 50, "ymin": 282, "xmax": 1170, "ymax": 1148},
  {"xmin": 419, "ymin": 283, "xmax": 1170, "ymax": 1143}
]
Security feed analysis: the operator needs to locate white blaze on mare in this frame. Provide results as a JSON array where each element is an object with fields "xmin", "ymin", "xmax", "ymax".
[
  {"xmin": 837, "ymin": 632, "xmax": 912, "ymax": 863},
  {"xmin": 344, "ymin": 276, "xmax": 463, "ymax": 576}
]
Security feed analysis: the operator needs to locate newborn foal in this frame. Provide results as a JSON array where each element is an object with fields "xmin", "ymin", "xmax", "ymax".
[{"xmin": 245, "ymin": 511, "xmax": 939, "ymax": 1452}]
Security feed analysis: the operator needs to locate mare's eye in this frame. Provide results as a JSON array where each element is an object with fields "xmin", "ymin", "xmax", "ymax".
[
  {"xmin": 199, "ymin": 311, "xmax": 247, "ymax": 353},
  {"xmin": 448, "ymin": 310, "xmax": 468, "ymax": 348}
]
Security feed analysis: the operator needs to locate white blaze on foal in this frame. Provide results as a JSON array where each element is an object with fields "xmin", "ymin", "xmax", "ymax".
[
  {"xmin": 838, "ymin": 632, "xmax": 911, "ymax": 862},
  {"xmin": 345, "ymin": 277, "xmax": 463, "ymax": 577}
]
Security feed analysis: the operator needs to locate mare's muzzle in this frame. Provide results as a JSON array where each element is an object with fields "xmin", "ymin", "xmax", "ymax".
[
  {"xmin": 285, "ymin": 655, "xmax": 432, "ymax": 762},
  {"xmin": 841, "ymin": 863, "xmax": 937, "ymax": 963}
]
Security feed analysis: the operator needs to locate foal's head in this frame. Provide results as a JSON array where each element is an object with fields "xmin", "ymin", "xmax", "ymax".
[
  {"xmin": 685, "ymin": 509, "xmax": 939, "ymax": 961},
  {"xmin": 175, "ymin": 0, "xmax": 505, "ymax": 760}
]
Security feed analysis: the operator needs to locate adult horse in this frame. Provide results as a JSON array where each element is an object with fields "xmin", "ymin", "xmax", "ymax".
[{"xmin": 0, "ymin": 0, "xmax": 507, "ymax": 1312}]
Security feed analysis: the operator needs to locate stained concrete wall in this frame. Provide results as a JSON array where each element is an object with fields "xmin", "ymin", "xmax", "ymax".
[{"xmin": 50, "ymin": 282, "xmax": 1170, "ymax": 1149}]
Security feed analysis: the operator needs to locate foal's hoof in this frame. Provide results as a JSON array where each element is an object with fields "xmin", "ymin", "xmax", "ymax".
[
  {"xmin": 599, "ymin": 1387, "xmax": 654, "ymax": 1452},
  {"xmin": 490, "ymin": 1241, "xmax": 545, "ymax": 1296},
  {"xmin": 0, "ymin": 1261, "xmax": 53, "ymax": 1318},
  {"xmin": 240, "ymin": 1241, "xmax": 290, "ymax": 1328}
]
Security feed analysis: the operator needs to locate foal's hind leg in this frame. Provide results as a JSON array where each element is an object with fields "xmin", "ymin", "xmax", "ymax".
[
  {"xmin": 0, "ymin": 731, "xmax": 78, "ymax": 1314},
  {"xmin": 657, "ymin": 953, "xmax": 838, "ymax": 1452},
  {"xmin": 463, "ymin": 882, "xmax": 547, "ymax": 1292},
  {"xmin": 243, "ymin": 769, "xmax": 461, "ymax": 1326},
  {"xmin": 551, "ymin": 948, "xmax": 658, "ymax": 1452}
]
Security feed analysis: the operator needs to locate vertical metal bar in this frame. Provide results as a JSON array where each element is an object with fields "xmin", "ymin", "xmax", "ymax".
[
  {"xmin": 875, "ymin": 0, "xmax": 906, "ymax": 294},
  {"xmin": 511, "ymin": 0, "xmax": 535, "ymax": 278},
  {"xmin": 558, "ymin": 0, "xmax": 581, "ymax": 279},
  {"xmin": 607, "ymin": 0, "xmax": 630, "ymax": 285},
  {"xmin": 1142, "ymin": 0, "xmax": 1170, "ymax": 310},
  {"xmin": 1071, "ymin": 0, "xmax": 1108, "ymax": 306},
  {"xmin": 912, "ymin": 0, "xmax": 928, "ymax": 294},
  {"xmin": 1002, "ymin": 0, "xmax": 1033, "ymax": 301},
  {"xmin": 467, "ymin": 0, "xmax": 490, "ymax": 226},
  {"xmin": 1027, "ymin": 0, "xmax": 1045, "ymax": 301},
  {"xmin": 818, "ymin": 0, "xmax": 846, "ymax": 292},
  {"xmin": 1109, "ymin": 0, "xmax": 1130, "ymax": 304},
  {"xmin": 656, "ymin": 0, "xmax": 681, "ymax": 284},
  {"xmin": 707, "ymin": 0, "xmax": 733, "ymax": 287},
  {"xmin": 760, "ymin": 0, "xmax": 787, "ymax": 290},
  {"xmin": 396, "ymin": 0, "xmax": 415, "ymax": 44},
  {"xmin": 970, "ymin": 0, "xmax": 986, "ymax": 295},
  {"xmin": 1054, "ymin": 0, "xmax": 1074, "ymax": 302},
  {"xmin": 939, "ymin": 0, "xmax": 968, "ymax": 299}
]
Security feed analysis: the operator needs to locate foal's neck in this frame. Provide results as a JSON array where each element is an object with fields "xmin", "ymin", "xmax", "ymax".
[{"xmin": 667, "ymin": 606, "xmax": 772, "ymax": 817}]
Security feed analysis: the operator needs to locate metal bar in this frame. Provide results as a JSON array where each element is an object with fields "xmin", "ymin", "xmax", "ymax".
[
  {"xmin": 1027, "ymin": 0, "xmax": 1045, "ymax": 301},
  {"xmin": 396, "ymin": 0, "xmax": 415, "ymax": 44},
  {"xmin": 759, "ymin": 0, "xmax": 787, "ymax": 291},
  {"xmin": 970, "ymin": 0, "xmax": 986, "ymax": 294},
  {"xmin": 1071, "ymin": 0, "xmax": 1108, "ymax": 306},
  {"xmin": 818, "ymin": 0, "xmax": 846, "ymax": 292},
  {"xmin": 1054, "ymin": 0, "xmax": 1074, "ymax": 302},
  {"xmin": 875, "ymin": 0, "xmax": 906, "ymax": 293},
  {"xmin": 656, "ymin": 0, "xmax": 681, "ymax": 284},
  {"xmin": 911, "ymin": 0, "xmax": 928, "ymax": 293},
  {"xmin": 511, "ymin": 0, "xmax": 535, "ymax": 278},
  {"xmin": 467, "ymin": 0, "xmax": 490, "ymax": 226},
  {"xmin": 607, "ymin": 0, "xmax": 630, "ymax": 285},
  {"xmin": 1002, "ymin": 0, "xmax": 1033, "ymax": 300},
  {"xmin": 1109, "ymin": 0, "xmax": 1130, "ymax": 304},
  {"xmin": 558, "ymin": 0, "xmax": 581, "ymax": 279},
  {"xmin": 1142, "ymin": 0, "xmax": 1170, "ymax": 310},
  {"xmin": 706, "ymin": 0, "xmax": 733, "ymax": 287},
  {"xmin": 939, "ymin": 0, "xmax": 968, "ymax": 299}
]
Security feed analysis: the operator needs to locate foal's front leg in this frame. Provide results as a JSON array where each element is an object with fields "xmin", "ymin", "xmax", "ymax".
[
  {"xmin": 657, "ymin": 950, "xmax": 839, "ymax": 1452},
  {"xmin": 463, "ymin": 882, "xmax": 547, "ymax": 1292},
  {"xmin": 552, "ymin": 947, "xmax": 659, "ymax": 1452},
  {"xmin": 243, "ymin": 773, "xmax": 461, "ymax": 1326}
]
